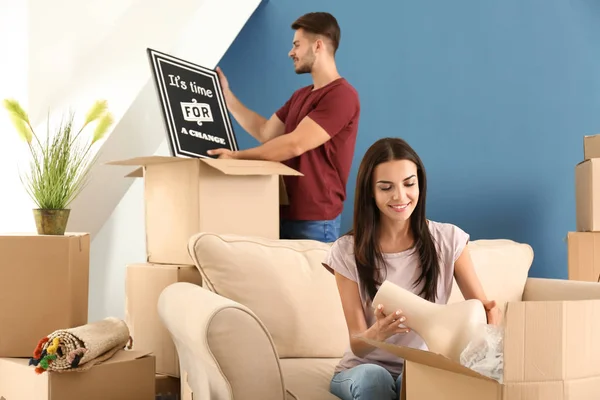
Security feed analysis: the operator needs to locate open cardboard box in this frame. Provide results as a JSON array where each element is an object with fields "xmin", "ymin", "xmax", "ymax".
[
  {"xmin": 107, "ymin": 156, "xmax": 302, "ymax": 264},
  {"xmin": 362, "ymin": 278, "xmax": 600, "ymax": 400}
]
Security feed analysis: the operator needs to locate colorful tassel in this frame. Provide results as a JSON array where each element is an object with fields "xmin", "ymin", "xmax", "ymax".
[
  {"xmin": 32, "ymin": 353, "xmax": 57, "ymax": 374},
  {"xmin": 29, "ymin": 349, "xmax": 47, "ymax": 366},
  {"xmin": 70, "ymin": 353, "xmax": 83, "ymax": 368},
  {"xmin": 46, "ymin": 338, "xmax": 60, "ymax": 355},
  {"xmin": 67, "ymin": 348, "xmax": 86, "ymax": 364},
  {"xmin": 33, "ymin": 337, "xmax": 49, "ymax": 359}
]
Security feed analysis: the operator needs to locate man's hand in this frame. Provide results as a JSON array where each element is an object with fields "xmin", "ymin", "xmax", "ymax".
[
  {"xmin": 207, "ymin": 148, "xmax": 237, "ymax": 159},
  {"xmin": 216, "ymin": 67, "xmax": 230, "ymax": 93}
]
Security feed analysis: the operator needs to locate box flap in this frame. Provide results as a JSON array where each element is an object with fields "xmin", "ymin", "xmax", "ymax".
[
  {"xmin": 102, "ymin": 350, "xmax": 153, "ymax": 364},
  {"xmin": 201, "ymin": 158, "xmax": 303, "ymax": 176},
  {"xmin": 0, "ymin": 232, "xmax": 89, "ymax": 238},
  {"xmin": 106, "ymin": 156, "xmax": 187, "ymax": 167},
  {"xmin": 584, "ymin": 134, "xmax": 600, "ymax": 161},
  {"xmin": 128, "ymin": 262, "xmax": 190, "ymax": 270},
  {"xmin": 575, "ymin": 158, "xmax": 600, "ymax": 167},
  {"xmin": 125, "ymin": 167, "xmax": 144, "ymax": 178},
  {"xmin": 523, "ymin": 277, "xmax": 600, "ymax": 302},
  {"xmin": 359, "ymin": 337, "xmax": 496, "ymax": 382}
]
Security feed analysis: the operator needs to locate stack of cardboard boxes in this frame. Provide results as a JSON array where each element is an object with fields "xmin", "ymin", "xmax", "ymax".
[
  {"xmin": 0, "ymin": 233, "xmax": 156, "ymax": 399},
  {"xmin": 110, "ymin": 155, "xmax": 301, "ymax": 399},
  {"xmin": 569, "ymin": 134, "xmax": 600, "ymax": 282}
]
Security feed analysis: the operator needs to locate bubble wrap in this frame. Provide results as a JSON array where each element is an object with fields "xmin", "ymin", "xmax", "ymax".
[{"xmin": 459, "ymin": 324, "xmax": 504, "ymax": 383}]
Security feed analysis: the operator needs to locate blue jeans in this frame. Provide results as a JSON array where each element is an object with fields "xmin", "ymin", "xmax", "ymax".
[
  {"xmin": 280, "ymin": 214, "xmax": 341, "ymax": 243},
  {"xmin": 330, "ymin": 364, "xmax": 402, "ymax": 400}
]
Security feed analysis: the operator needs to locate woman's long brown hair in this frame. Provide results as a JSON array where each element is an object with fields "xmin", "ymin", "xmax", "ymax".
[{"xmin": 348, "ymin": 137, "xmax": 440, "ymax": 302}]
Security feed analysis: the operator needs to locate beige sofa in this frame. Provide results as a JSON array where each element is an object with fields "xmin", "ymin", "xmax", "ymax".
[{"xmin": 156, "ymin": 232, "xmax": 578, "ymax": 400}]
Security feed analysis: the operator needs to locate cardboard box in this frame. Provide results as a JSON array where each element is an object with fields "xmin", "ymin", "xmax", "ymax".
[
  {"xmin": 126, "ymin": 263, "xmax": 202, "ymax": 376},
  {"xmin": 584, "ymin": 134, "xmax": 600, "ymax": 160},
  {"xmin": 567, "ymin": 232, "xmax": 600, "ymax": 282},
  {"xmin": 0, "ymin": 233, "xmax": 90, "ymax": 357},
  {"xmin": 0, "ymin": 350, "xmax": 155, "ymax": 400},
  {"xmin": 155, "ymin": 372, "xmax": 193, "ymax": 400},
  {"xmin": 575, "ymin": 158, "xmax": 600, "ymax": 231},
  {"xmin": 155, "ymin": 373, "xmax": 181, "ymax": 400},
  {"xmin": 363, "ymin": 281, "xmax": 600, "ymax": 399},
  {"xmin": 108, "ymin": 156, "xmax": 302, "ymax": 264}
]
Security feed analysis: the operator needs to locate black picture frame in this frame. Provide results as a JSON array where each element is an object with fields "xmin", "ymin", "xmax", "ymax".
[{"xmin": 147, "ymin": 48, "xmax": 238, "ymax": 158}]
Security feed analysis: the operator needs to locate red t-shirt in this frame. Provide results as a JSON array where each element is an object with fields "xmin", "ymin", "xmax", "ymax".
[{"xmin": 276, "ymin": 78, "xmax": 360, "ymax": 221}]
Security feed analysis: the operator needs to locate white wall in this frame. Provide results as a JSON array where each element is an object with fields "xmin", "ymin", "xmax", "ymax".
[
  {"xmin": 88, "ymin": 139, "xmax": 171, "ymax": 321},
  {"xmin": 88, "ymin": 143, "xmax": 155, "ymax": 320},
  {"xmin": 0, "ymin": 0, "xmax": 264, "ymax": 320},
  {"xmin": 61, "ymin": 0, "xmax": 266, "ymax": 243},
  {"xmin": 0, "ymin": 0, "xmax": 35, "ymax": 233},
  {"xmin": 31, "ymin": 0, "xmax": 223, "ymax": 238},
  {"xmin": 87, "ymin": 0, "xmax": 265, "ymax": 321}
]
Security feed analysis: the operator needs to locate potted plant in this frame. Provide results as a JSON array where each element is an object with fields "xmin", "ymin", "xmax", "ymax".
[{"xmin": 2, "ymin": 99, "xmax": 114, "ymax": 235}]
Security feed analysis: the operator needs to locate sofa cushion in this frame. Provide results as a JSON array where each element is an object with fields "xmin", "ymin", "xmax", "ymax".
[
  {"xmin": 447, "ymin": 239, "xmax": 534, "ymax": 309},
  {"xmin": 280, "ymin": 358, "xmax": 341, "ymax": 400},
  {"xmin": 188, "ymin": 233, "xmax": 349, "ymax": 358}
]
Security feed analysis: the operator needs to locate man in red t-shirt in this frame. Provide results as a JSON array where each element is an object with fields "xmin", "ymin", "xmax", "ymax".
[{"xmin": 208, "ymin": 12, "xmax": 360, "ymax": 243}]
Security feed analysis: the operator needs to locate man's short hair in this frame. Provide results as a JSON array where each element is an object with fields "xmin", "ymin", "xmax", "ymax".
[{"xmin": 291, "ymin": 12, "xmax": 341, "ymax": 54}]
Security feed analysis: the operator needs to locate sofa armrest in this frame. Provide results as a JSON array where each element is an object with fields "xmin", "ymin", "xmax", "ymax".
[
  {"xmin": 523, "ymin": 277, "xmax": 600, "ymax": 301},
  {"xmin": 158, "ymin": 282, "xmax": 286, "ymax": 400}
]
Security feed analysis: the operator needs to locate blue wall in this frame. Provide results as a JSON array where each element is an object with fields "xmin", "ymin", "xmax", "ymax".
[{"xmin": 218, "ymin": 0, "xmax": 600, "ymax": 279}]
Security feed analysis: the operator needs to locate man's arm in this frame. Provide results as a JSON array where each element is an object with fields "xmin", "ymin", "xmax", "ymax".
[
  {"xmin": 225, "ymin": 91, "xmax": 285, "ymax": 144},
  {"xmin": 209, "ymin": 84, "xmax": 359, "ymax": 161},
  {"xmin": 217, "ymin": 67, "xmax": 285, "ymax": 143},
  {"xmin": 225, "ymin": 116, "xmax": 331, "ymax": 162}
]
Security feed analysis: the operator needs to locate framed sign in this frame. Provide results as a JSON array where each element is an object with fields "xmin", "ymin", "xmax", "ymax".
[{"xmin": 147, "ymin": 48, "xmax": 238, "ymax": 158}]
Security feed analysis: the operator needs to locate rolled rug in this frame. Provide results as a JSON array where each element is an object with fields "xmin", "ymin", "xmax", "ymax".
[{"xmin": 29, "ymin": 317, "xmax": 133, "ymax": 374}]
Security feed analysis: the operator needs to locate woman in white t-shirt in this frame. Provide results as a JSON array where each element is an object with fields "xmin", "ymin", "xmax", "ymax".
[{"xmin": 323, "ymin": 137, "xmax": 501, "ymax": 400}]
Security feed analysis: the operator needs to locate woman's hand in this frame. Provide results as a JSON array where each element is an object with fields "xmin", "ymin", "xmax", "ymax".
[
  {"xmin": 366, "ymin": 304, "xmax": 411, "ymax": 341},
  {"xmin": 483, "ymin": 300, "xmax": 502, "ymax": 325}
]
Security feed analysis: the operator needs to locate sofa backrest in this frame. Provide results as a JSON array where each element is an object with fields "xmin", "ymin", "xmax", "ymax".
[
  {"xmin": 188, "ymin": 232, "xmax": 349, "ymax": 358},
  {"xmin": 188, "ymin": 233, "xmax": 534, "ymax": 359}
]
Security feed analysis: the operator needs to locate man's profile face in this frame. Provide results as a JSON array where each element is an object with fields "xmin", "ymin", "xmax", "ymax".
[{"xmin": 288, "ymin": 28, "xmax": 316, "ymax": 74}]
